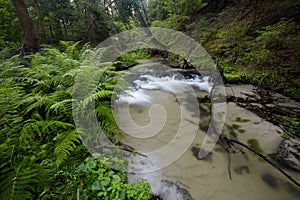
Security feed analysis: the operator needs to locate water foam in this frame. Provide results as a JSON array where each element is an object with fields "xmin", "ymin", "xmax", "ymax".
[
  {"xmin": 115, "ymin": 73, "xmax": 212, "ymax": 106},
  {"xmin": 116, "ymin": 89, "xmax": 152, "ymax": 106}
]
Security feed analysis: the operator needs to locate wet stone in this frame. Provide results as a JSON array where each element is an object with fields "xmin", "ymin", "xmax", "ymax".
[
  {"xmin": 191, "ymin": 146, "xmax": 212, "ymax": 161},
  {"xmin": 159, "ymin": 180, "xmax": 193, "ymax": 200},
  {"xmin": 233, "ymin": 165, "xmax": 250, "ymax": 175},
  {"xmin": 261, "ymin": 174, "xmax": 300, "ymax": 197},
  {"xmin": 261, "ymin": 174, "xmax": 278, "ymax": 189},
  {"xmin": 276, "ymin": 139, "xmax": 300, "ymax": 171}
]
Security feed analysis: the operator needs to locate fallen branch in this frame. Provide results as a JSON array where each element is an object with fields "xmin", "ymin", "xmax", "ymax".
[
  {"xmin": 227, "ymin": 149, "xmax": 232, "ymax": 180},
  {"xmin": 222, "ymin": 136, "xmax": 300, "ymax": 188}
]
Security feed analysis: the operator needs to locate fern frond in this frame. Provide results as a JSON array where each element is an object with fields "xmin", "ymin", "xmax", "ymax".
[
  {"xmin": 44, "ymin": 120, "xmax": 74, "ymax": 131},
  {"xmin": 0, "ymin": 157, "xmax": 50, "ymax": 200},
  {"xmin": 49, "ymin": 99, "xmax": 73, "ymax": 114},
  {"xmin": 63, "ymin": 68, "xmax": 79, "ymax": 78},
  {"xmin": 54, "ymin": 129, "xmax": 81, "ymax": 167},
  {"xmin": 81, "ymin": 90, "xmax": 114, "ymax": 109},
  {"xmin": 0, "ymin": 65, "xmax": 24, "ymax": 79},
  {"xmin": 21, "ymin": 94, "xmax": 55, "ymax": 115},
  {"xmin": 20, "ymin": 119, "xmax": 41, "ymax": 144},
  {"xmin": 60, "ymin": 41, "xmax": 81, "ymax": 60},
  {"xmin": 95, "ymin": 102, "xmax": 121, "ymax": 139}
]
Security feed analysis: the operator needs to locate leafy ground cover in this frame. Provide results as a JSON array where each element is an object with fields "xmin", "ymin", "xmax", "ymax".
[{"xmin": 0, "ymin": 42, "xmax": 153, "ymax": 199}]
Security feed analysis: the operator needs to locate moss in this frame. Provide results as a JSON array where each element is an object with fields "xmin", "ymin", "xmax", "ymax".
[
  {"xmin": 247, "ymin": 139, "xmax": 264, "ymax": 153},
  {"xmin": 283, "ymin": 87, "xmax": 300, "ymax": 101},
  {"xmin": 112, "ymin": 51, "xmax": 151, "ymax": 70}
]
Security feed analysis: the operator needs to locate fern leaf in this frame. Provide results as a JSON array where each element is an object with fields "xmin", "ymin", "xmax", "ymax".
[
  {"xmin": 49, "ymin": 99, "xmax": 73, "ymax": 114},
  {"xmin": 54, "ymin": 129, "xmax": 81, "ymax": 167},
  {"xmin": 22, "ymin": 94, "xmax": 55, "ymax": 115},
  {"xmin": 0, "ymin": 157, "xmax": 50, "ymax": 200},
  {"xmin": 44, "ymin": 120, "xmax": 74, "ymax": 131},
  {"xmin": 81, "ymin": 90, "xmax": 114, "ymax": 109},
  {"xmin": 95, "ymin": 102, "xmax": 121, "ymax": 139}
]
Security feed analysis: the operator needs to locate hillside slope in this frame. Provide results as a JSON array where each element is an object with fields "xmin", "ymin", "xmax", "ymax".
[{"xmin": 149, "ymin": 0, "xmax": 300, "ymax": 99}]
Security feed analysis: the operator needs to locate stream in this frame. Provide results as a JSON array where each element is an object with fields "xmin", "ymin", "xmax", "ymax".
[{"xmin": 112, "ymin": 62, "xmax": 300, "ymax": 200}]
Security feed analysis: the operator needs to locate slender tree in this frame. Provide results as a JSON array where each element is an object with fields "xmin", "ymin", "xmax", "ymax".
[
  {"xmin": 34, "ymin": 0, "xmax": 46, "ymax": 44},
  {"xmin": 48, "ymin": 0, "xmax": 64, "ymax": 42},
  {"xmin": 132, "ymin": 0, "xmax": 148, "ymax": 27},
  {"xmin": 11, "ymin": 0, "xmax": 39, "ymax": 52}
]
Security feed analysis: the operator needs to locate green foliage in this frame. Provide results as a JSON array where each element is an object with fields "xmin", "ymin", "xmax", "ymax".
[
  {"xmin": 283, "ymin": 87, "xmax": 300, "ymax": 101},
  {"xmin": 120, "ymin": 51, "xmax": 151, "ymax": 63},
  {"xmin": 54, "ymin": 129, "xmax": 81, "ymax": 167},
  {"xmin": 218, "ymin": 63, "xmax": 250, "ymax": 83},
  {"xmin": 288, "ymin": 118, "xmax": 300, "ymax": 136},
  {"xmin": 95, "ymin": 101, "xmax": 122, "ymax": 139},
  {"xmin": 275, "ymin": 116, "xmax": 300, "ymax": 137},
  {"xmin": 255, "ymin": 19, "xmax": 298, "ymax": 45},
  {"xmin": 0, "ymin": 47, "xmax": 78, "ymax": 198},
  {"xmin": 0, "ymin": 44, "xmax": 139, "ymax": 198},
  {"xmin": 243, "ymin": 19, "xmax": 299, "ymax": 68},
  {"xmin": 114, "ymin": 0, "xmax": 134, "ymax": 27},
  {"xmin": 42, "ymin": 155, "xmax": 152, "ymax": 200},
  {"xmin": 2, "ymin": 0, "xmax": 128, "ymax": 46},
  {"xmin": 0, "ymin": 156, "xmax": 50, "ymax": 200},
  {"xmin": 112, "ymin": 50, "xmax": 151, "ymax": 70},
  {"xmin": 247, "ymin": 139, "xmax": 264, "ymax": 154},
  {"xmin": 0, "ymin": 0, "xmax": 23, "ymax": 47},
  {"xmin": 151, "ymin": 0, "xmax": 206, "ymax": 18},
  {"xmin": 59, "ymin": 41, "xmax": 82, "ymax": 60},
  {"xmin": 185, "ymin": 2, "xmax": 300, "ymax": 99},
  {"xmin": 150, "ymin": 19, "xmax": 164, "ymax": 27},
  {"xmin": 205, "ymin": 20, "xmax": 249, "ymax": 63},
  {"xmin": 148, "ymin": 0, "xmax": 207, "ymax": 30},
  {"xmin": 188, "ymin": 18, "xmax": 213, "ymax": 44}
]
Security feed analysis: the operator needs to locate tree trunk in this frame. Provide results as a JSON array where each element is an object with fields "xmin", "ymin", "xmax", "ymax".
[
  {"xmin": 140, "ymin": 0, "xmax": 149, "ymax": 22},
  {"xmin": 132, "ymin": 2, "xmax": 148, "ymax": 27},
  {"xmin": 49, "ymin": 24, "xmax": 54, "ymax": 43},
  {"xmin": 34, "ymin": 0, "xmax": 46, "ymax": 44},
  {"xmin": 62, "ymin": 19, "xmax": 69, "ymax": 40},
  {"xmin": 84, "ymin": 3, "xmax": 91, "ymax": 43},
  {"xmin": 132, "ymin": 1, "xmax": 166, "ymax": 50},
  {"xmin": 48, "ymin": 0, "xmax": 64, "ymax": 42},
  {"xmin": 12, "ymin": 0, "xmax": 39, "ymax": 52}
]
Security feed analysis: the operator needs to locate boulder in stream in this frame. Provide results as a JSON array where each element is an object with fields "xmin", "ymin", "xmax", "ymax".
[{"xmin": 276, "ymin": 139, "xmax": 300, "ymax": 171}]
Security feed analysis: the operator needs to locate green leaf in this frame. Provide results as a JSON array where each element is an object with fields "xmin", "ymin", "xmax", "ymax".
[
  {"xmin": 92, "ymin": 180, "xmax": 102, "ymax": 191},
  {"xmin": 101, "ymin": 177, "xmax": 111, "ymax": 187},
  {"xmin": 112, "ymin": 175, "xmax": 121, "ymax": 185}
]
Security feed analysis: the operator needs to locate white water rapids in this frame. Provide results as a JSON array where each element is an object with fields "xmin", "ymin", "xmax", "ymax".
[{"xmin": 116, "ymin": 73, "xmax": 212, "ymax": 106}]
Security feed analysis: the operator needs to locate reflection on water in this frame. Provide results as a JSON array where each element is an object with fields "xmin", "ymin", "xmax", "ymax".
[{"xmin": 113, "ymin": 63, "xmax": 300, "ymax": 200}]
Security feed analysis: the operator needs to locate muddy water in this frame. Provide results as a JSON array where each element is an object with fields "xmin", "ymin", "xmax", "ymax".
[{"xmin": 113, "ymin": 63, "xmax": 300, "ymax": 200}]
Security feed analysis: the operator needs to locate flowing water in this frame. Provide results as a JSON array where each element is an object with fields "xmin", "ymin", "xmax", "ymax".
[{"xmin": 113, "ymin": 62, "xmax": 300, "ymax": 200}]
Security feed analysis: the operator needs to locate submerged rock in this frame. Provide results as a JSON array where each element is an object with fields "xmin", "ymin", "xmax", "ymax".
[
  {"xmin": 191, "ymin": 146, "xmax": 212, "ymax": 161},
  {"xmin": 233, "ymin": 165, "xmax": 250, "ymax": 175},
  {"xmin": 159, "ymin": 180, "xmax": 193, "ymax": 200},
  {"xmin": 261, "ymin": 174, "xmax": 279, "ymax": 189},
  {"xmin": 276, "ymin": 139, "xmax": 300, "ymax": 171},
  {"xmin": 261, "ymin": 173, "xmax": 300, "ymax": 197}
]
